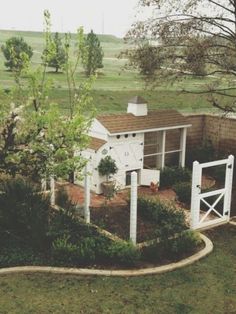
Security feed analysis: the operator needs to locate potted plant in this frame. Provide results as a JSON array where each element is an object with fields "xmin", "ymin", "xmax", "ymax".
[{"xmin": 98, "ymin": 156, "xmax": 118, "ymax": 197}]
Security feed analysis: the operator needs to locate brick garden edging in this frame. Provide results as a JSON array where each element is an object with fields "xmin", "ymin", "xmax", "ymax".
[{"xmin": 0, "ymin": 234, "xmax": 213, "ymax": 277}]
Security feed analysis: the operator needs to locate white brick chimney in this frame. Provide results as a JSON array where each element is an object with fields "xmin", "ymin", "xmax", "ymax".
[{"xmin": 127, "ymin": 96, "xmax": 148, "ymax": 116}]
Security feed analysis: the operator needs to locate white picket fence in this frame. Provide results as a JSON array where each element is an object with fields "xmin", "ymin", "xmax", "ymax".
[{"xmin": 190, "ymin": 155, "xmax": 234, "ymax": 230}]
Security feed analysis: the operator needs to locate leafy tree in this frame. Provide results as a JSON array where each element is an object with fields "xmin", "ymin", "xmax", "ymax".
[
  {"xmin": 0, "ymin": 11, "xmax": 95, "ymax": 183},
  {"xmin": 42, "ymin": 32, "xmax": 66, "ymax": 73},
  {"xmin": 82, "ymin": 30, "xmax": 104, "ymax": 76},
  {"xmin": 126, "ymin": 0, "xmax": 236, "ymax": 112},
  {"xmin": 1, "ymin": 37, "xmax": 33, "ymax": 72},
  {"xmin": 122, "ymin": 43, "xmax": 164, "ymax": 81}
]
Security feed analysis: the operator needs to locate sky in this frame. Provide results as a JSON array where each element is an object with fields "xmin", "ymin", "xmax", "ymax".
[{"xmin": 0, "ymin": 0, "xmax": 147, "ymax": 37}]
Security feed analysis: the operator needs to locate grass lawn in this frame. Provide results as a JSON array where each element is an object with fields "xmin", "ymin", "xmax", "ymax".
[
  {"xmin": 0, "ymin": 29, "xmax": 232, "ymax": 115},
  {"xmin": 0, "ymin": 225, "xmax": 235, "ymax": 314}
]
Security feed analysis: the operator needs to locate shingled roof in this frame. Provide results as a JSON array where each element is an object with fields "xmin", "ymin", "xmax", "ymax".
[
  {"xmin": 88, "ymin": 136, "xmax": 107, "ymax": 151},
  {"xmin": 96, "ymin": 110, "xmax": 190, "ymax": 134}
]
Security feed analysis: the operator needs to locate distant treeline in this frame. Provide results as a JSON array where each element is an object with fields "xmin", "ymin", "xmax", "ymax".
[{"xmin": 0, "ymin": 29, "xmax": 123, "ymax": 43}]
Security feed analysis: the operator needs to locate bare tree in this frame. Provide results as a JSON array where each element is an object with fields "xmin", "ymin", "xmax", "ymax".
[{"xmin": 126, "ymin": 0, "xmax": 236, "ymax": 112}]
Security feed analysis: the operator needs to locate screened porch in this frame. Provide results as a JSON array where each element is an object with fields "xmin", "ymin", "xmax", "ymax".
[{"xmin": 143, "ymin": 128, "xmax": 187, "ymax": 170}]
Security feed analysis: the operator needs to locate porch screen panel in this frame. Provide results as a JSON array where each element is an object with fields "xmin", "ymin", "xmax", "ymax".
[
  {"xmin": 165, "ymin": 129, "xmax": 181, "ymax": 151},
  {"xmin": 164, "ymin": 129, "xmax": 182, "ymax": 167},
  {"xmin": 144, "ymin": 131, "xmax": 163, "ymax": 169}
]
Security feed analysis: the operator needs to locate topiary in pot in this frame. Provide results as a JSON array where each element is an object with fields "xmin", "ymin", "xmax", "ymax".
[{"xmin": 98, "ymin": 156, "xmax": 118, "ymax": 197}]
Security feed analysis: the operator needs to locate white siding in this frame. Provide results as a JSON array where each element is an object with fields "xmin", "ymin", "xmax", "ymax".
[{"xmin": 89, "ymin": 119, "xmax": 108, "ymax": 141}]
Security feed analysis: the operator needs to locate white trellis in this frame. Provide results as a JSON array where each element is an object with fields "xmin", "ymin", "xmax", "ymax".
[{"xmin": 191, "ymin": 155, "xmax": 234, "ymax": 230}]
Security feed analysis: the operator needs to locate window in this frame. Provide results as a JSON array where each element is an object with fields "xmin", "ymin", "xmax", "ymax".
[
  {"xmin": 132, "ymin": 133, "xmax": 136, "ymax": 137},
  {"xmin": 143, "ymin": 129, "xmax": 184, "ymax": 169},
  {"xmin": 144, "ymin": 131, "xmax": 163, "ymax": 169},
  {"xmin": 116, "ymin": 135, "xmax": 120, "ymax": 139},
  {"xmin": 124, "ymin": 134, "xmax": 129, "ymax": 138}
]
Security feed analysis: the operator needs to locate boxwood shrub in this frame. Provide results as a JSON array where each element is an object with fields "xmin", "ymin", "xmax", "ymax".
[
  {"xmin": 170, "ymin": 230, "xmax": 202, "ymax": 256},
  {"xmin": 173, "ymin": 182, "xmax": 192, "ymax": 207},
  {"xmin": 107, "ymin": 240, "xmax": 141, "ymax": 266},
  {"xmin": 141, "ymin": 230, "xmax": 201, "ymax": 262},
  {"xmin": 138, "ymin": 197, "xmax": 187, "ymax": 242},
  {"xmin": 160, "ymin": 167, "xmax": 191, "ymax": 189}
]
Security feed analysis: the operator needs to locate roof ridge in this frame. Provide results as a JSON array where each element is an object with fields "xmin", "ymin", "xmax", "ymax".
[{"xmin": 97, "ymin": 109, "xmax": 177, "ymax": 118}]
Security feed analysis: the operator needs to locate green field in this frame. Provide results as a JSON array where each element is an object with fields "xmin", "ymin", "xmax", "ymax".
[
  {"xmin": 0, "ymin": 225, "xmax": 235, "ymax": 313},
  {"xmin": 0, "ymin": 29, "xmax": 224, "ymax": 114}
]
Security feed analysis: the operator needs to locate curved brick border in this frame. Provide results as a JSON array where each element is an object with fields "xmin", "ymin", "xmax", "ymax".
[{"xmin": 0, "ymin": 234, "xmax": 213, "ymax": 277}]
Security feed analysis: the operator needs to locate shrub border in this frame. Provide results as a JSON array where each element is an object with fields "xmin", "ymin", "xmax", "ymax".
[{"xmin": 0, "ymin": 233, "xmax": 213, "ymax": 277}]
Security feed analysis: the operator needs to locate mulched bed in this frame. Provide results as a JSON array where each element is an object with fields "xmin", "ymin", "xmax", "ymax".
[{"xmin": 91, "ymin": 204, "xmax": 160, "ymax": 243}]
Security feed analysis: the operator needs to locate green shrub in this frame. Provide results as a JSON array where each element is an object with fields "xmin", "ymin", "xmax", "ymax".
[
  {"xmin": 52, "ymin": 234, "xmax": 140, "ymax": 267},
  {"xmin": 0, "ymin": 246, "xmax": 43, "ymax": 267},
  {"xmin": 170, "ymin": 230, "xmax": 202, "ymax": 256},
  {"xmin": 160, "ymin": 167, "xmax": 191, "ymax": 188},
  {"xmin": 0, "ymin": 177, "xmax": 50, "ymax": 250},
  {"xmin": 98, "ymin": 156, "xmax": 118, "ymax": 181},
  {"xmin": 49, "ymin": 209, "xmax": 113, "ymax": 266},
  {"xmin": 174, "ymin": 182, "xmax": 192, "ymax": 207},
  {"xmin": 140, "ymin": 242, "xmax": 162, "ymax": 262},
  {"xmin": 107, "ymin": 240, "xmax": 140, "ymax": 266},
  {"xmin": 49, "ymin": 209, "xmax": 95, "ymax": 241},
  {"xmin": 52, "ymin": 235, "xmax": 78, "ymax": 265},
  {"xmin": 51, "ymin": 235, "xmax": 96, "ymax": 266},
  {"xmin": 186, "ymin": 140, "xmax": 215, "ymax": 168},
  {"xmin": 141, "ymin": 230, "xmax": 201, "ymax": 262},
  {"xmin": 138, "ymin": 197, "xmax": 187, "ymax": 243}
]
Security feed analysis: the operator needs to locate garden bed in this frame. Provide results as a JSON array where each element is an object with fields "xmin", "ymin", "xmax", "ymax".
[
  {"xmin": 0, "ymin": 177, "xmax": 203, "ymax": 271},
  {"xmin": 90, "ymin": 204, "xmax": 166, "ymax": 243}
]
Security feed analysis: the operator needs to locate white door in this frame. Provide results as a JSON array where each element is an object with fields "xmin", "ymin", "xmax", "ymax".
[{"xmin": 111, "ymin": 141, "xmax": 143, "ymax": 170}]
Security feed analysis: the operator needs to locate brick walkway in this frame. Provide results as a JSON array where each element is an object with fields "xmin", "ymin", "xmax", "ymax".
[{"xmin": 56, "ymin": 181, "xmax": 177, "ymax": 208}]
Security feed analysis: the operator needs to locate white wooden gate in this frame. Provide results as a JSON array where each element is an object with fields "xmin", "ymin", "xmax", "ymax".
[{"xmin": 191, "ymin": 155, "xmax": 234, "ymax": 230}]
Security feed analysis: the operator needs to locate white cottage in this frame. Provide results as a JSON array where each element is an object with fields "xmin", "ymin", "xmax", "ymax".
[{"xmin": 76, "ymin": 96, "xmax": 191, "ymax": 194}]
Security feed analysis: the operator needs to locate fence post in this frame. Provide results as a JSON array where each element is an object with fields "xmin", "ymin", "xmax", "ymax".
[
  {"xmin": 84, "ymin": 165, "xmax": 90, "ymax": 224},
  {"xmin": 50, "ymin": 175, "xmax": 55, "ymax": 206},
  {"xmin": 223, "ymin": 155, "xmax": 234, "ymax": 219},
  {"xmin": 190, "ymin": 161, "xmax": 201, "ymax": 229},
  {"xmin": 41, "ymin": 177, "xmax": 47, "ymax": 191},
  {"xmin": 130, "ymin": 171, "xmax": 138, "ymax": 245}
]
